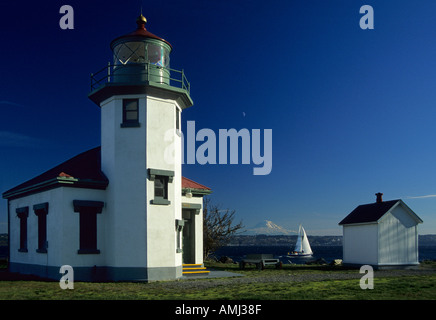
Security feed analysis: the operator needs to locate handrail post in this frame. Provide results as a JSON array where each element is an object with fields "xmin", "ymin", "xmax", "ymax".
[
  {"xmin": 107, "ymin": 62, "xmax": 111, "ymax": 83},
  {"xmin": 181, "ymin": 69, "xmax": 185, "ymax": 90}
]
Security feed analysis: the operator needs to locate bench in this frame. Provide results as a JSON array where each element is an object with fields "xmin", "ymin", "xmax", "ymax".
[{"xmin": 239, "ymin": 254, "xmax": 282, "ymax": 270}]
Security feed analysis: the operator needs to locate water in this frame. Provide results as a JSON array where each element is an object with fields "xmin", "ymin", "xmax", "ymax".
[
  {"xmin": 213, "ymin": 245, "xmax": 436, "ymax": 265},
  {"xmin": 1, "ymin": 245, "xmax": 435, "ymax": 264}
]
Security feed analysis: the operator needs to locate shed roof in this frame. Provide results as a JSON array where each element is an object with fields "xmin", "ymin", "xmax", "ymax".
[
  {"xmin": 339, "ymin": 199, "xmax": 423, "ymax": 225},
  {"xmin": 339, "ymin": 200, "xmax": 400, "ymax": 225}
]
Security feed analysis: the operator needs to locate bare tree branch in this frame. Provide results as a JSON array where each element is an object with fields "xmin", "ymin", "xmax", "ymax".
[{"xmin": 203, "ymin": 197, "xmax": 244, "ymax": 259}]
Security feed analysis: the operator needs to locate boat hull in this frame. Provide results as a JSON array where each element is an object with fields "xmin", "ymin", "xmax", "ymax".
[{"xmin": 287, "ymin": 253, "xmax": 312, "ymax": 257}]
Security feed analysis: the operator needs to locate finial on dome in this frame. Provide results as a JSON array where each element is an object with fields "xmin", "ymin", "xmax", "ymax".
[{"xmin": 136, "ymin": 14, "xmax": 147, "ymax": 29}]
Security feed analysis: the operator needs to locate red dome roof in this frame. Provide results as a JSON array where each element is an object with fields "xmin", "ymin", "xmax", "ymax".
[{"xmin": 110, "ymin": 15, "xmax": 172, "ymax": 49}]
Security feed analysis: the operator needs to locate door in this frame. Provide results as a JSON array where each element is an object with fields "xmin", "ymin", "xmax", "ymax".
[{"xmin": 182, "ymin": 210, "xmax": 194, "ymax": 264}]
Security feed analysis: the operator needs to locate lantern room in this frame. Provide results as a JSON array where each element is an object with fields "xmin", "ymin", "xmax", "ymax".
[
  {"xmin": 89, "ymin": 14, "xmax": 192, "ymax": 109},
  {"xmin": 110, "ymin": 14, "xmax": 172, "ymax": 85}
]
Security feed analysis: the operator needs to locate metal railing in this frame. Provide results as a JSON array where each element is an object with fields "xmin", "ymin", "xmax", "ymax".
[{"xmin": 90, "ymin": 62, "xmax": 191, "ymax": 94}]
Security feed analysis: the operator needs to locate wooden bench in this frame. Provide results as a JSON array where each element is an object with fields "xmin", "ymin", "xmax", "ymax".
[{"xmin": 239, "ymin": 254, "xmax": 282, "ymax": 270}]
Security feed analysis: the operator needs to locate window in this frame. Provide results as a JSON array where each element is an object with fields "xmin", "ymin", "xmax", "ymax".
[
  {"xmin": 121, "ymin": 99, "xmax": 140, "ymax": 127},
  {"xmin": 147, "ymin": 44, "xmax": 170, "ymax": 67},
  {"xmin": 16, "ymin": 207, "xmax": 29, "ymax": 252},
  {"xmin": 33, "ymin": 203, "xmax": 48, "ymax": 253},
  {"xmin": 148, "ymin": 168, "xmax": 174, "ymax": 205},
  {"xmin": 176, "ymin": 108, "xmax": 180, "ymax": 132},
  {"xmin": 154, "ymin": 176, "xmax": 168, "ymax": 199},
  {"xmin": 175, "ymin": 220, "xmax": 184, "ymax": 253},
  {"xmin": 113, "ymin": 42, "xmax": 146, "ymax": 65},
  {"xmin": 73, "ymin": 200, "xmax": 104, "ymax": 254}
]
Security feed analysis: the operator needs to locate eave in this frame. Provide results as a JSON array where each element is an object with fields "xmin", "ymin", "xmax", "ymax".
[
  {"xmin": 2, "ymin": 177, "xmax": 108, "ymax": 201},
  {"xmin": 182, "ymin": 187, "xmax": 212, "ymax": 197}
]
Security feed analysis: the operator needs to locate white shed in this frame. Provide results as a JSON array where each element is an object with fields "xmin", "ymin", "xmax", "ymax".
[{"xmin": 339, "ymin": 193, "xmax": 423, "ymax": 269}]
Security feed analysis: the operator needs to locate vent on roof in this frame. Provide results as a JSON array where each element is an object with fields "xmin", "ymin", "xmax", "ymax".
[{"xmin": 376, "ymin": 192, "xmax": 383, "ymax": 203}]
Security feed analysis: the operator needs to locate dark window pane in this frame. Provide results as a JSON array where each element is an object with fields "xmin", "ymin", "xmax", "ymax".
[
  {"xmin": 154, "ymin": 176, "xmax": 168, "ymax": 199},
  {"xmin": 176, "ymin": 110, "xmax": 180, "ymax": 130},
  {"xmin": 19, "ymin": 217, "xmax": 27, "ymax": 250},
  {"xmin": 125, "ymin": 100, "xmax": 138, "ymax": 111},
  {"xmin": 80, "ymin": 211, "xmax": 97, "ymax": 250},
  {"xmin": 123, "ymin": 99, "xmax": 139, "ymax": 123},
  {"xmin": 38, "ymin": 214, "xmax": 47, "ymax": 251},
  {"xmin": 125, "ymin": 111, "xmax": 138, "ymax": 121}
]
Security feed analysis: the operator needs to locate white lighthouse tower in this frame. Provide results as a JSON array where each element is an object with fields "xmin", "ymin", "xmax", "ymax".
[
  {"xmin": 89, "ymin": 14, "xmax": 193, "ymax": 281},
  {"xmin": 3, "ymin": 14, "xmax": 210, "ymax": 282}
]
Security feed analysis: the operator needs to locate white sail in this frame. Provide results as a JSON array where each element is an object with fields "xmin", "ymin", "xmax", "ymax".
[
  {"xmin": 294, "ymin": 228, "xmax": 302, "ymax": 252},
  {"xmin": 290, "ymin": 225, "xmax": 313, "ymax": 256},
  {"xmin": 300, "ymin": 226, "xmax": 313, "ymax": 255}
]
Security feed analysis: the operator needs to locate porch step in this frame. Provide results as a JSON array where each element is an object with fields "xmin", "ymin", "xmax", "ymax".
[{"xmin": 182, "ymin": 264, "xmax": 210, "ymax": 275}]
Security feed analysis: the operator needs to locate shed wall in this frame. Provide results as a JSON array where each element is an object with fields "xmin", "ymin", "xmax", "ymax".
[
  {"xmin": 343, "ymin": 224, "xmax": 378, "ymax": 265},
  {"xmin": 378, "ymin": 206, "xmax": 419, "ymax": 265}
]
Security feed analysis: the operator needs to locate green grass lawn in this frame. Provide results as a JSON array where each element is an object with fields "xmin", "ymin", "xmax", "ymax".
[{"xmin": 0, "ymin": 262, "xmax": 435, "ymax": 300}]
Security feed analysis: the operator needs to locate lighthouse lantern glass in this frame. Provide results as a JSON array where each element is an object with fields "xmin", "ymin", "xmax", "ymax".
[
  {"xmin": 113, "ymin": 41, "xmax": 169, "ymax": 68},
  {"xmin": 147, "ymin": 44, "xmax": 170, "ymax": 67},
  {"xmin": 113, "ymin": 42, "xmax": 146, "ymax": 65}
]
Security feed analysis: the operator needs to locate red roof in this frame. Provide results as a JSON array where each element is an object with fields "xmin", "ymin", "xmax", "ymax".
[
  {"xmin": 3, "ymin": 147, "xmax": 211, "ymax": 199},
  {"xmin": 182, "ymin": 177, "xmax": 211, "ymax": 191},
  {"xmin": 110, "ymin": 15, "xmax": 172, "ymax": 49},
  {"xmin": 3, "ymin": 147, "xmax": 108, "ymax": 199}
]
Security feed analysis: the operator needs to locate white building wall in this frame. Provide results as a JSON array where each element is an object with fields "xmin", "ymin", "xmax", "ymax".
[
  {"xmin": 343, "ymin": 224, "xmax": 378, "ymax": 265},
  {"xmin": 101, "ymin": 95, "xmax": 147, "ymax": 268},
  {"xmin": 378, "ymin": 206, "xmax": 419, "ymax": 265},
  {"xmin": 9, "ymin": 187, "xmax": 106, "ymax": 269},
  {"xmin": 100, "ymin": 94, "xmax": 183, "ymax": 278},
  {"xmin": 59, "ymin": 188, "xmax": 107, "ymax": 267},
  {"xmin": 9, "ymin": 188, "xmax": 63, "ymax": 268},
  {"xmin": 146, "ymin": 96, "xmax": 181, "ymax": 271}
]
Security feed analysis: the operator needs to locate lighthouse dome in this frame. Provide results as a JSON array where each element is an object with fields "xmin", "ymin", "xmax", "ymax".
[
  {"xmin": 110, "ymin": 15, "xmax": 171, "ymax": 67},
  {"xmin": 110, "ymin": 15, "xmax": 172, "ymax": 84}
]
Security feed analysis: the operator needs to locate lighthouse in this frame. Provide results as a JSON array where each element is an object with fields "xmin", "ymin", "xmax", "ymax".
[
  {"xmin": 3, "ymin": 14, "xmax": 210, "ymax": 282},
  {"xmin": 88, "ymin": 15, "xmax": 194, "ymax": 281}
]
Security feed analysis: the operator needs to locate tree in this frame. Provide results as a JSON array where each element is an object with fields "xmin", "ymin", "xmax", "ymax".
[{"xmin": 203, "ymin": 197, "xmax": 244, "ymax": 259}]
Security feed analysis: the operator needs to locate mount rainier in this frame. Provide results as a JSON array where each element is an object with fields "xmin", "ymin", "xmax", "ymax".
[{"xmin": 244, "ymin": 220, "xmax": 297, "ymax": 235}]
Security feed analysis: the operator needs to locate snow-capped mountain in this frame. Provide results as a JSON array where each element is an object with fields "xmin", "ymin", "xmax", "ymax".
[{"xmin": 244, "ymin": 220, "xmax": 297, "ymax": 235}]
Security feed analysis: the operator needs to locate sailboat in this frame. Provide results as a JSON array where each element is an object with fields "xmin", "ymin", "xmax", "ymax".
[{"xmin": 288, "ymin": 225, "xmax": 313, "ymax": 257}]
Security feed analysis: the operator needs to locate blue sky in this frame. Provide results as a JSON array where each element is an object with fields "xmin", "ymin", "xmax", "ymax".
[{"xmin": 1, "ymin": 0, "xmax": 436, "ymax": 235}]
